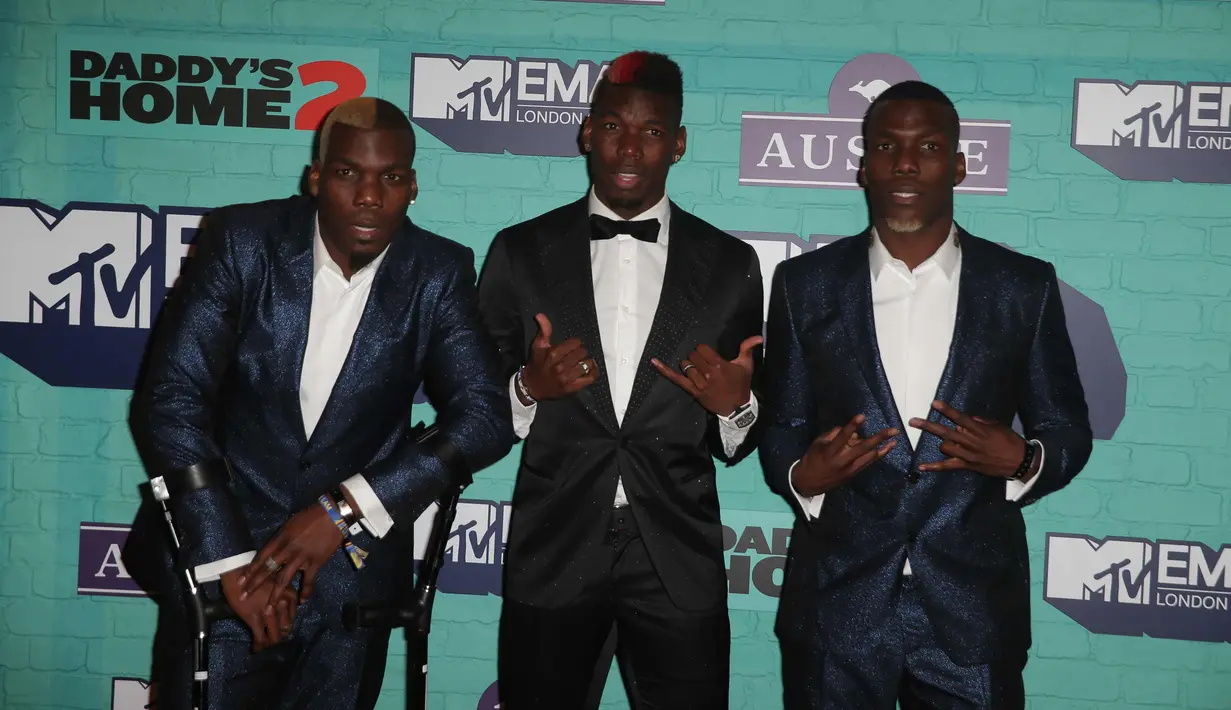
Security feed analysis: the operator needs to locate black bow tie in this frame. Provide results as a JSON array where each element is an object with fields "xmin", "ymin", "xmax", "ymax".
[{"xmin": 590, "ymin": 214, "xmax": 660, "ymax": 244}]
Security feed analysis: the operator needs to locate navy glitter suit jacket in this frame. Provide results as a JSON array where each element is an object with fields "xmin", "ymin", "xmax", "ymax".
[
  {"xmin": 759, "ymin": 227, "xmax": 1093, "ymax": 667},
  {"xmin": 128, "ymin": 195, "xmax": 513, "ymax": 602}
]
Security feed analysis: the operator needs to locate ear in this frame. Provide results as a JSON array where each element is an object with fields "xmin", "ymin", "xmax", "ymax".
[
  {"xmin": 581, "ymin": 116, "xmax": 592, "ymax": 152},
  {"xmin": 856, "ymin": 156, "xmax": 867, "ymax": 188},
  {"xmin": 953, "ymin": 151, "xmax": 967, "ymax": 187},
  {"xmin": 308, "ymin": 160, "xmax": 322, "ymax": 197},
  {"xmin": 675, "ymin": 125, "xmax": 687, "ymax": 162},
  {"xmin": 409, "ymin": 168, "xmax": 419, "ymax": 204}
]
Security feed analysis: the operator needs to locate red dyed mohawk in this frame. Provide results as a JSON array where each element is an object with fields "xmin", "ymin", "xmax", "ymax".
[{"xmin": 592, "ymin": 50, "xmax": 684, "ymax": 115}]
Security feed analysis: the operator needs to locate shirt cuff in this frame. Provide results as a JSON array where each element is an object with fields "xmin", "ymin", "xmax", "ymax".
[
  {"xmin": 508, "ymin": 372, "xmax": 537, "ymax": 440},
  {"xmin": 341, "ymin": 474, "xmax": 394, "ymax": 538},
  {"xmin": 716, "ymin": 393, "xmax": 759, "ymax": 457},
  {"xmin": 787, "ymin": 459, "xmax": 825, "ymax": 520},
  {"xmin": 193, "ymin": 551, "xmax": 255, "ymax": 584},
  {"xmin": 1005, "ymin": 439, "xmax": 1045, "ymax": 502}
]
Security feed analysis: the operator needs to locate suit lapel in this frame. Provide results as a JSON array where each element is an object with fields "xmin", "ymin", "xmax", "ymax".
[
  {"xmin": 537, "ymin": 201, "xmax": 619, "ymax": 433},
  {"xmin": 304, "ymin": 220, "xmax": 410, "ymax": 451},
  {"xmin": 839, "ymin": 231, "xmax": 905, "ymax": 434},
  {"xmin": 929, "ymin": 230, "xmax": 992, "ymax": 421},
  {"xmin": 622, "ymin": 205, "xmax": 718, "ymax": 427},
  {"xmin": 278, "ymin": 199, "xmax": 317, "ymax": 449}
]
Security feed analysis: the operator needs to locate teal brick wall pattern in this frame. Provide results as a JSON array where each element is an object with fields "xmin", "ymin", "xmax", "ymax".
[{"xmin": 2, "ymin": 0, "xmax": 1230, "ymax": 708}]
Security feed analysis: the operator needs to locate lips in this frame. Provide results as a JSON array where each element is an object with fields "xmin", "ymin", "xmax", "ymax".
[
  {"xmin": 886, "ymin": 185, "xmax": 924, "ymax": 206},
  {"xmin": 612, "ymin": 171, "xmax": 643, "ymax": 189},
  {"xmin": 349, "ymin": 224, "xmax": 382, "ymax": 240}
]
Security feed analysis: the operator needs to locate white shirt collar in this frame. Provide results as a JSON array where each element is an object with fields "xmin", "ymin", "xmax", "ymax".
[
  {"xmin": 587, "ymin": 188, "xmax": 671, "ymax": 246},
  {"xmin": 313, "ymin": 214, "xmax": 390, "ymax": 284},
  {"xmin": 869, "ymin": 222, "xmax": 961, "ymax": 282}
]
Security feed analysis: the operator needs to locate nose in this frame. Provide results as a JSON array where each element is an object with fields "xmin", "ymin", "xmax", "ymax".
[
  {"xmin": 353, "ymin": 175, "xmax": 383, "ymax": 208},
  {"xmin": 892, "ymin": 148, "xmax": 919, "ymax": 176},
  {"xmin": 617, "ymin": 129, "xmax": 642, "ymax": 160}
]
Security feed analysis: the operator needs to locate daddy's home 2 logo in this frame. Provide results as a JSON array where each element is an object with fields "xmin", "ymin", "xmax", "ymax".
[
  {"xmin": 739, "ymin": 53, "xmax": 1011, "ymax": 194},
  {"xmin": 411, "ymin": 53, "xmax": 610, "ymax": 156},
  {"xmin": 58, "ymin": 34, "xmax": 379, "ymax": 144},
  {"xmin": 1072, "ymin": 78, "xmax": 1231, "ymax": 183},
  {"xmin": 722, "ymin": 509, "xmax": 795, "ymax": 612},
  {"xmin": 1045, "ymin": 533, "xmax": 1231, "ymax": 643}
]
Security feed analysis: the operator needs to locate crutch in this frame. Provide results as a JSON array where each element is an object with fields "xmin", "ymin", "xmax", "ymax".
[
  {"xmin": 145, "ymin": 460, "xmax": 237, "ymax": 710},
  {"xmin": 342, "ymin": 423, "xmax": 469, "ymax": 710}
]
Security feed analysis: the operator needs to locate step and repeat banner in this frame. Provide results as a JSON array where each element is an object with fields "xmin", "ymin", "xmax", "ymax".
[{"xmin": 1, "ymin": 0, "xmax": 1229, "ymax": 708}]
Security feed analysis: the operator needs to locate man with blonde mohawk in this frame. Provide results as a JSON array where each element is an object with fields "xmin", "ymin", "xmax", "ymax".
[
  {"xmin": 478, "ymin": 51, "xmax": 765, "ymax": 709},
  {"xmin": 128, "ymin": 96, "xmax": 513, "ymax": 709}
]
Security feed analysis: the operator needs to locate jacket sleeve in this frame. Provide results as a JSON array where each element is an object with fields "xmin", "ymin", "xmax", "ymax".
[
  {"xmin": 758, "ymin": 262, "xmax": 819, "ymax": 518},
  {"xmin": 708, "ymin": 246, "xmax": 766, "ymax": 465},
  {"xmin": 129, "ymin": 209, "xmax": 255, "ymax": 570},
  {"xmin": 1016, "ymin": 263, "xmax": 1094, "ymax": 505},
  {"xmin": 359, "ymin": 247, "xmax": 515, "ymax": 528}
]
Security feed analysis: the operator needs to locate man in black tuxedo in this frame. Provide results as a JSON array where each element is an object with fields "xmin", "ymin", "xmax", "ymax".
[
  {"xmin": 759, "ymin": 81, "xmax": 1093, "ymax": 709},
  {"xmin": 477, "ymin": 51, "xmax": 765, "ymax": 709},
  {"xmin": 127, "ymin": 98, "xmax": 512, "ymax": 709}
]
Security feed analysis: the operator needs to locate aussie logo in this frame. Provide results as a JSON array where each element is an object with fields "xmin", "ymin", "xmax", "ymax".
[
  {"xmin": 1045, "ymin": 533, "xmax": 1231, "ymax": 643},
  {"xmin": 410, "ymin": 54, "xmax": 610, "ymax": 156},
  {"xmin": 739, "ymin": 53, "xmax": 1011, "ymax": 194},
  {"xmin": 57, "ymin": 34, "xmax": 379, "ymax": 144},
  {"xmin": 1072, "ymin": 78, "xmax": 1231, "ymax": 183}
]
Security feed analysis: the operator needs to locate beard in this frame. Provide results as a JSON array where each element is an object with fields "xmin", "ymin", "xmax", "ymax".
[{"xmin": 885, "ymin": 216, "xmax": 925, "ymax": 233}]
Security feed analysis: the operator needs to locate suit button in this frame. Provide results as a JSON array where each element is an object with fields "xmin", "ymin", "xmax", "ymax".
[
  {"xmin": 906, "ymin": 470, "xmax": 919, "ymax": 483},
  {"xmin": 299, "ymin": 460, "xmax": 311, "ymax": 471}
]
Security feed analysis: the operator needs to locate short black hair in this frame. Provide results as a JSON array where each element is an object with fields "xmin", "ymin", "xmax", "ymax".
[
  {"xmin": 591, "ymin": 51, "xmax": 684, "ymax": 125},
  {"xmin": 318, "ymin": 97, "xmax": 416, "ymax": 165},
  {"xmin": 862, "ymin": 80, "xmax": 960, "ymax": 149}
]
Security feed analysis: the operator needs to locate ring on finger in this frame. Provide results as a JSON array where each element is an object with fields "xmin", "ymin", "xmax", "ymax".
[
  {"xmin": 579, "ymin": 360, "xmax": 591, "ymax": 376},
  {"xmin": 681, "ymin": 363, "xmax": 696, "ymax": 376},
  {"xmin": 264, "ymin": 558, "xmax": 280, "ymax": 573}
]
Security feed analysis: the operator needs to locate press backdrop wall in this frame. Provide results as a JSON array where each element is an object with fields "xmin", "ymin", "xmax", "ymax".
[{"xmin": 2, "ymin": 0, "xmax": 1230, "ymax": 708}]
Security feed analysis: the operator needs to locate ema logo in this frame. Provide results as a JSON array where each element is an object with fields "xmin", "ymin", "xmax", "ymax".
[
  {"xmin": 1045, "ymin": 533, "xmax": 1231, "ymax": 643},
  {"xmin": 112, "ymin": 677, "xmax": 155, "ymax": 710},
  {"xmin": 739, "ymin": 53, "xmax": 1011, "ymax": 194},
  {"xmin": 410, "ymin": 54, "xmax": 610, "ymax": 156},
  {"xmin": 1072, "ymin": 78, "xmax": 1231, "ymax": 183},
  {"xmin": 57, "ymin": 34, "xmax": 379, "ymax": 145},
  {"xmin": 729, "ymin": 231, "xmax": 1126, "ymax": 440}
]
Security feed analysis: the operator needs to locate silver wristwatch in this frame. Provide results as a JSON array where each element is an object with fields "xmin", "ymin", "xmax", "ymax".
[{"xmin": 727, "ymin": 402, "xmax": 755, "ymax": 429}]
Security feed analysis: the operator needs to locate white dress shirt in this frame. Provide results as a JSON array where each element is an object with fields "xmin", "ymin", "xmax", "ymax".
[
  {"xmin": 789, "ymin": 225, "xmax": 1042, "ymax": 575},
  {"xmin": 194, "ymin": 218, "xmax": 396, "ymax": 582},
  {"xmin": 510, "ymin": 189, "xmax": 758, "ymax": 507}
]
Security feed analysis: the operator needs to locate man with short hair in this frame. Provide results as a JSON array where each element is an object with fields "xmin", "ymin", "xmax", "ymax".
[
  {"xmin": 129, "ymin": 97, "xmax": 513, "ymax": 709},
  {"xmin": 760, "ymin": 81, "xmax": 1093, "ymax": 709},
  {"xmin": 477, "ymin": 51, "xmax": 765, "ymax": 709}
]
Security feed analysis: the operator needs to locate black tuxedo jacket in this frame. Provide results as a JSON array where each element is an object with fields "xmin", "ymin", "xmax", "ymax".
[
  {"xmin": 477, "ymin": 197, "xmax": 764, "ymax": 612},
  {"xmin": 759, "ymin": 228, "xmax": 1093, "ymax": 666}
]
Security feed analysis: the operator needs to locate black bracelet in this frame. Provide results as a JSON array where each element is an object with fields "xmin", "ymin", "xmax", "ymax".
[{"xmin": 1012, "ymin": 440, "xmax": 1036, "ymax": 481}]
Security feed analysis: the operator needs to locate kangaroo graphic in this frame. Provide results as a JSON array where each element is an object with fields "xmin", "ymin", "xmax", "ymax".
[{"xmin": 849, "ymin": 79, "xmax": 892, "ymax": 103}]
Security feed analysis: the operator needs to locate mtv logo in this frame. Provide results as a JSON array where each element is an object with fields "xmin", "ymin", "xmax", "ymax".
[
  {"xmin": 412, "ymin": 55, "xmax": 513, "ymax": 122},
  {"xmin": 1046, "ymin": 533, "xmax": 1152, "ymax": 605},
  {"xmin": 111, "ymin": 677, "xmax": 155, "ymax": 710},
  {"xmin": 412, "ymin": 498, "xmax": 510, "ymax": 596},
  {"xmin": 1074, "ymin": 80, "xmax": 1185, "ymax": 149},
  {"xmin": 0, "ymin": 202, "xmax": 157, "ymax": 329}
]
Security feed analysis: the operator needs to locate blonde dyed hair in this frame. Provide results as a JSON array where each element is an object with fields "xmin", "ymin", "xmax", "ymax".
[{"xmin": 317, "ymin": 97, "xmax": 415, "ymax": 163}]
